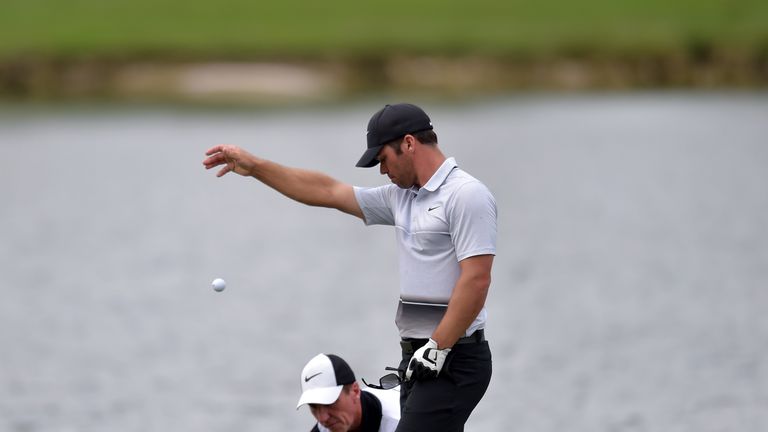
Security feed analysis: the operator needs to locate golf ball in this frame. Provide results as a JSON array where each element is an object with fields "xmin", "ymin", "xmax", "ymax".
[{"xmin": 212, "ymin": 278, "xmax": 226, "ymax": 292}]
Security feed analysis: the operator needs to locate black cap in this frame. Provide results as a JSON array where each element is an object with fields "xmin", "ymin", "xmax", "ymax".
[
  {"xmin": 356, "ymin": 103, "xmax": 433, "ymax": 168},
  {"xmin": 327, "ymin": 354, "xmax": 356, "ymax": 385}
]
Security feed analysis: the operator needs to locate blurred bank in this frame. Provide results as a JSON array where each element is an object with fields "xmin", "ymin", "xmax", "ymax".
[{"xmin": 1, "ymin": 0, "xmax": 767, "ymax": 103}]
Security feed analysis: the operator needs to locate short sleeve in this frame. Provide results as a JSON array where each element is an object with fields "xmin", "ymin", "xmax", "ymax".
[
  {"xmin": 447, "ymin": 181, "xmax": 497, "ymax": 261},
  {"xmin": 353, "ymin": 185, "xmax": 397, "ymax": 226}
]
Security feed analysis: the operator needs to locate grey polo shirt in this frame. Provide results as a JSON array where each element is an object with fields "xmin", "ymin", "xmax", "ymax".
[{"xmin": 354, "ymin": 157, "xmax": 497, "ymax": 339}]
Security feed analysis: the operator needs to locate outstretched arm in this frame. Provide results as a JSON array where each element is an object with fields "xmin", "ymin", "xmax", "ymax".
[{"xmin": 203, "ymin": 144, "xmax": 363, "ymax": 219}]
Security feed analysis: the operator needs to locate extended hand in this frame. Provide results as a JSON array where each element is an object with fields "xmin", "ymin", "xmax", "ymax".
[
  {"xmin": 203, "ymin": 145, "xmax": 256, "ymax": 177},
  {"xmin": 405, "ymin": 339, "xmax": 451, "ymax": 381}
]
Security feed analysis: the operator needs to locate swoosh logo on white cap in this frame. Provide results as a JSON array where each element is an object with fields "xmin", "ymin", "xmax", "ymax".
[{"xmin": 304, "ymin": 372, "xmax": 322, "ymax": 382}]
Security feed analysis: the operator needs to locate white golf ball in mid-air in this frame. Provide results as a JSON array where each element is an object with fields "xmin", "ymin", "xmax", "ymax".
[{"xmin": 212, "ymin": 278, "xmax": 226, "ymax": 292}]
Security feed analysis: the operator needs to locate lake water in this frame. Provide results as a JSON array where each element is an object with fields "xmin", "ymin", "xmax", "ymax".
[{"xmin": 1, "ymin": 92, "xmax": 767, "ymax": 431}]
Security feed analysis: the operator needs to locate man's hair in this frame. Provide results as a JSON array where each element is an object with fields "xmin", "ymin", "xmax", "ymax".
[
  {"xmin": 413, "ymin": 129, "xmax": 438, "ymax": 145},
  {"xmin": 385, "ymin": 130, "xmax": 438, "ymax": 154}
]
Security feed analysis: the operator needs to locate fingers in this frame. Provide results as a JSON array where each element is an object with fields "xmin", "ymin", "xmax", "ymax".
[
  {"xmin": 216, "ymin": 165, "xmax": 231, "ymax": 177},
  {"xmin": 407, "ymin": 363, "xmax": 435, "ymax": 381},
  {"xmin": 202, "ymin": 154, "xmax": 220, "ymax": 168},
  {"xmin": 205, "ymin": 145, "xmax": 224, "ymax": 156},
  {"xmin": 202, "ymin": 145, "xmax": 231, "ymax": 170},
  {"xmin": 405, "ymin": 359, "xmax": 415, "ymax": 381},
  {"xmin": 203, "ymin": 144, "xmax": 247, "ymax": 177}
]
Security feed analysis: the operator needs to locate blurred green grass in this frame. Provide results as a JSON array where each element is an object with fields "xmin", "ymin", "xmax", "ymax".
[{"xmin": 1, "ymin": 0, "xmax": 766, "ymax": 60}]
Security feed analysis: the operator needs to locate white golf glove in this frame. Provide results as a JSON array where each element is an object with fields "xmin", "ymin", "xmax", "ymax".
[{"xmin": 405, "ymin": 338, "xmax": 451, "ymax": 381}]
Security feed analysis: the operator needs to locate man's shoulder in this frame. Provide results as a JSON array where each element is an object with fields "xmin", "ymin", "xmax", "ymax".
[
  {"xmin": 445, "ymin": 168, "xmax": 491, "ymax": 192},
  {"xmin": 362, "ymin": 388, "xmax": 401, "ymax": 419},
  {"xmin": 441, "ymin": 169, "xmax": 495, "ymax": 207},
  {"xmin": 362, "ymin": 386, "xmax": 399, "ymax": 401}
]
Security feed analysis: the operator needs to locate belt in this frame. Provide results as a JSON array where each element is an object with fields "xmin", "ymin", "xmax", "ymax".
[{"xmin": 400, "ymin": 329, "xmax": 485, "ymax": 355}]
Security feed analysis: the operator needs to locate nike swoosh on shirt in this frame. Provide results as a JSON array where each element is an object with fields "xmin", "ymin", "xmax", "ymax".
[
  {"xmin": 304, "ymin": 372, "xmax": 322, "ymax": 382},
  {"xmin": 428, "ymin": 206, "xmax": 441, "ymax": 212}
]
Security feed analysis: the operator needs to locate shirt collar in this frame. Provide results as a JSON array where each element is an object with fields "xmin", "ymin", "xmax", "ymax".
[{"xmin": 421, "ymin": 157, "xmax": 458, "ymax": 193}]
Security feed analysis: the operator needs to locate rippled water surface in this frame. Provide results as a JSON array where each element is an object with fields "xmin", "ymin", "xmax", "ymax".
[{"xmin": 2, "ymin": 93, "xmax": 767, "ymax": 431}]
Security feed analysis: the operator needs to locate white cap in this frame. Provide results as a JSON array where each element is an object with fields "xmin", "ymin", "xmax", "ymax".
[{"xmin": 296, "ymin": 354, "xmax": 356, "ymax": 409}]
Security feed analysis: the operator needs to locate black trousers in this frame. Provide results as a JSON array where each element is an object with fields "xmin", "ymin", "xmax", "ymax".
[{"xmin": 395, "ymin": 340, "xmax": 492, "ymax": 432}]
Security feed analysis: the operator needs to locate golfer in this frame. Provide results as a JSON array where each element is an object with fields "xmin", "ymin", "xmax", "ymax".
[
  {"xmin": 203, "ymin": 103, "xmax": 496, "ymax": 431},
  {"xmin": 298, "ymin": 353, "xmax": 400, "ymax": 432}
]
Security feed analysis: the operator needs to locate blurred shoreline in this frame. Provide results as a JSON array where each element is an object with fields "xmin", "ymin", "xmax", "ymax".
[{"xmin": 1, "ymin": 53, "xmax": 766, "ymax": 104}]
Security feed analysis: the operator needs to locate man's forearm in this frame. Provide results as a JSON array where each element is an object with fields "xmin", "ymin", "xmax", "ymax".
[
  {"xmin": 431, "ymin": 281, "xmax": 488, "ymax": 349},
  {"xmin": 431, "ymin": 255, "xmax": 493, "ymax": 349},
  {"xmin": 246, "ymin": 156, "xmax": 363, "ymax": 218},
  {"xmin": 249, "ymin": 157, "xmax": 340, "ymax": 208}
]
